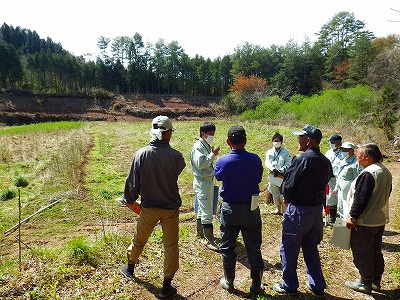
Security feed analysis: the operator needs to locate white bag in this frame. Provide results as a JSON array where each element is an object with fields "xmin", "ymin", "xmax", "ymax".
[{"xmin": 330, "ymin": 219, "xmax": 351, "ymax": 250}]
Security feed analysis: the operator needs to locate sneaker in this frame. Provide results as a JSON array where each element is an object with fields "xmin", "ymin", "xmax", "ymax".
[
  {"xmin": 119, "ymin": 264, "xmax": 134, "ymax": 280},
  {"xmin": 306, "ymin": 282, "xmax": 325, "ymax": 297},
  {"xmin": 271, "ymin": 210, "xmax": 282, "ymax": 215},
  {"xmin": 272, "ymin": 283, "xmax": 298, "ymax": 295},
  {"xmin": 157, "ymin": 284, "xmax": 177, "ymax": 299},
  {"xmin": 345, "ymin": 279, "xmax": 372, "ymax": 295}
]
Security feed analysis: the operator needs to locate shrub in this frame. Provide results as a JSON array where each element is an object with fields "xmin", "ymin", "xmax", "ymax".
[{"xmin": 0, "ymin": 188, "xmax": 16, "ymax": 201}]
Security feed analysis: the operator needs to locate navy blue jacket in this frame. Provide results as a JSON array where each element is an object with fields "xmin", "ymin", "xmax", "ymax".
[{"xmin": 283, "ymin": 147, "xmax": 332, "ymax": 206}]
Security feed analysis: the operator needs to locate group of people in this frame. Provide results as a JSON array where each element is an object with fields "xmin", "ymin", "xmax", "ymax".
[{"xmin": 118, "ymin": 116, "xmax": 392, "ymax": 298}]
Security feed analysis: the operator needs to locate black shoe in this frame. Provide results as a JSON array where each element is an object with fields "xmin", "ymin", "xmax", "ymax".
[
  {"xmin": 157, "ymin": 284, "xmax": 177, "ymax": 299},
  {"xmin": 119, "ymin": 264, "xmax": 135, "ymax": 279},
  {"xmin": 345, "ymin": 279, "xmax": 372, "ymax": 295},
  {"xmin": 272, "ymin": 283, "xmax": 298, "ymax": 295},
  {"xmin": 306, "ymin": 282, "xmax": 325, "ymax": 297}
]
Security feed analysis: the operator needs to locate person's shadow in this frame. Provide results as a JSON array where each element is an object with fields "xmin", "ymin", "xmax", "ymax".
[
  {"xmin": 129, "ymin": 276, "xmax": 188, "ymax": 299},
  {"xmin": 382, "ymin": 230, "xmax": 400, "ymax": 252}
]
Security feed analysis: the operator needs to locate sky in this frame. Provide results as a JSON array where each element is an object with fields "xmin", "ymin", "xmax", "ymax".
[{"xmin": 1, "ymin": 0, "xmax": 399, "ymax": 60}]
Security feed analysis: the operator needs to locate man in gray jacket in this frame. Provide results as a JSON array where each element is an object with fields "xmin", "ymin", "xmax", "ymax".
[{"xmin": 120, "ymin": 116, "xmax": 186, "ymax": 299}]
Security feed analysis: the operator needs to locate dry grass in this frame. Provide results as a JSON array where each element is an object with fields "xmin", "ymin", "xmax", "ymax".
[{"xmin": 0, "ymin": 120, "xmax": 399, "ymax": 300}]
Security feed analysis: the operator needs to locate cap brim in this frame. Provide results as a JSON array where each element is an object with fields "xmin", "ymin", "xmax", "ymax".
[{"xmin": 292, "ymin": 130, "xmax": 305, "ymax": 136}]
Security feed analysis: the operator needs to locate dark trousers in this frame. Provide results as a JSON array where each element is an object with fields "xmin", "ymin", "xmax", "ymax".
[
  {"xmin": 280, "ymin": 203, "xmax": 326, "ymax": 292},
  {"xmin": 350, "ymin": 225, "xmax": 385, "ymax": 280},
  {"xmin": 219, "ymin": 201, "xmax": 264, "ymax": 270}
]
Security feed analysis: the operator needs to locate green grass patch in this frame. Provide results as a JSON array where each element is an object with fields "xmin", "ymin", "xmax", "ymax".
[{"xmin": 0, "ymin": 121, "xmax": 84, "ymax": 135}]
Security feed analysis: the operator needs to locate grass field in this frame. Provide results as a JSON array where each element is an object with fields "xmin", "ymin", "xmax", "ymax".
[{"xmin": 0, "ymin": 119, "xmax": 399, "ymax": 299}]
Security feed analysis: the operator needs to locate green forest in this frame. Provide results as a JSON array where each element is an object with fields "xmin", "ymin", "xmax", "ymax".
[{"xmin": 1, "ymin": 11, "xmax": 399, "ymax": 99}]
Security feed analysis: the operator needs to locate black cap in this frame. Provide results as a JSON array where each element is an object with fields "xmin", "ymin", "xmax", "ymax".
[
  {"xmin": 228, "ymin": 125, "xmax": 246, "ymax": 145},
  {"xmin": 329, "ymin": 134, "xmax": 342, "ymax": 142}
]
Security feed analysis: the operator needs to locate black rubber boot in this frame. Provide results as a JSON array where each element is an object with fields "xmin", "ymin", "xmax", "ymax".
[
  {"xmin": 220, "ymin": 265, "xmax": 235, "ymax": 293},
  {"xmin": 119, "ymin": 263, "xmax": 135, "ymax": 279},
  {"xmin": 202, "ymin": 224, "xmax": 220, "ymax": 252},
  {"xmin": 157, "ymin": 278, "xmax": 177, "ymax": 299},
  {"xmin": 329, "ymin": 205, "xmax": 337, "ymax": 224},
  {"xmin": 196, "ymin": 218, "xmax": 204, "ymax": 238},
  {"xmin": 250, "ymin": 268, "xmax": 264, "ymax": 294},
  {"xmin": 372, "ymin": 275, "xmax": 382, "ymax": 291}
]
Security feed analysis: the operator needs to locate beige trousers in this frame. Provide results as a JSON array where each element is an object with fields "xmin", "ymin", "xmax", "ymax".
[{"xmin": 127, "ymin": 207, "xmax": 179, "ymax": 279}]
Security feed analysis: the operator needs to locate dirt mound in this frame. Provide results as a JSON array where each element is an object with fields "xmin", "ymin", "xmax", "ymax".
[{"xmin": 0, "ymin": 92, "xmax": 224, "ymax": 125}]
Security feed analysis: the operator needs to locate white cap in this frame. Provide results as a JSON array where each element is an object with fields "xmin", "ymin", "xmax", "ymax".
[{"xmin": 340, "ymin": 142, "xmax": 356, "ymax": 150}]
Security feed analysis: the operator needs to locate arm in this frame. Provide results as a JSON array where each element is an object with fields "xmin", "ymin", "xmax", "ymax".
[
  {"xmin": 124, "ymin": 154, "xmax": 141, "ymax": 204},
  {"xmin": 346, "ymin": 172, "xmax": 375, "ymax": 228}
]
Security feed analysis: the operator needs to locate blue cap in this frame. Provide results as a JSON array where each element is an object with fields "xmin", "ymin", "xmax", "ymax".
[{"xmin": 293, "ymin": 124, "xmax": 322, "ymax": 142}]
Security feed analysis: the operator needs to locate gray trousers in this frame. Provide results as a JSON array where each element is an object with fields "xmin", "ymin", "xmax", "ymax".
[{"xmin": 350, "ymin": 225, "xmax": 385, "ymax": 280}]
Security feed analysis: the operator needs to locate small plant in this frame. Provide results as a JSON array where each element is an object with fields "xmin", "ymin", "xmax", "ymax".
[
  {"xmin": 0, "ymin": 188, "xmax": 16, "ymax": 201},
  {"xmin": 15, "ymin": 176, "xmax": 29, "ymax": 188},
  {"xmin": 150, "ymin": 230, "xmax": 163, "ymax": 243},
  {"xmin": 67, "ymin": 237, "xmax": 98, "ymax": 267}
]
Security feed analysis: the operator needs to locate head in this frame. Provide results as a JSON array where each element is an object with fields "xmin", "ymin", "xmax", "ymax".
[
  {"xmin": 150, "ymin": 115, "xmax": 174, "ymax": 141},
  {"xmin": 293, "ymin": 124, "xmax": 322, "ymax": 152},
  {"xmin": 227, "ymin": 125, "xmax": 246, "ymax": 149},
  {"xmin": 199, "ymin": 121, "xmax": 216, "ymax": 144},
  {"xmin": 356, "ymin": 142, "xmax": 383, "ymax": 168},
  {"xmin": 329, "ymin": 134, "xmax": 342, "ymax": 150},
  {"xmin": 340, "ymin": 142, "xmax": 356, "ymax": 159},
  {"xmin": 272, "ymin": 133, "xmax": 283, "ymax": 149}
]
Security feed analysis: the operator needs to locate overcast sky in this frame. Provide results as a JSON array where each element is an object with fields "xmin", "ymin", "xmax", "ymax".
[{"xmin": 1, "ymin": 0, "xmax": 399, "ymax": 60}]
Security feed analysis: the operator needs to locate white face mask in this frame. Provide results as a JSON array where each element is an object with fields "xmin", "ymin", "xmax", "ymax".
[
  {"xmin": 342, "ymin": 152, "xmax": 350, "ymax": 159},
  {"xmin": 273, "ymin": 142, "xmax": 282, "ymax": 148},
  {"xmin": 330, "ymin": 143, "xmax": 337, "ymax": 150},
  {"xmin": 205, "ymin": 135, "xmax": 214, "ymax": 144}
]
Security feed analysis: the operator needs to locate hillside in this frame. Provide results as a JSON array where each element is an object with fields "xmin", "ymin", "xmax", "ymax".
[{"xmin": 0, "ymin": 91, "xmax": 223, "ymax": 125}]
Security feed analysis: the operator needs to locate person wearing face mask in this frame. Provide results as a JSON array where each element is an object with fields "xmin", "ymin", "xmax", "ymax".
[
  {"xmin": 325, "ymin": 133, "xmax": 344, "ymax": 224},
  {"xmin": 190, "ymin": 121, "xmax": 220, "ymax": 251},
  {"xmin": 265, "ymin": 133, "xmax": 291, "ymax": 215},
  {"xmin": 331, "ymin": 142, "xmax": 363, "ymax": 219}
]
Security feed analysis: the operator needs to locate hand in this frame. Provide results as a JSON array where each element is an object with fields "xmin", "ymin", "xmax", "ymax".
[
  {"xmin": 346, "ymin": 218, "xmax": 356, "ymax": 229},
  {"xmin": 212, "ymin": 146, "xmax": 220, "ymax": 156}
]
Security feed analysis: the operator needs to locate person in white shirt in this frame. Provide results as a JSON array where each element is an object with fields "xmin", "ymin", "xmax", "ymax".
[
  {"xmin": 325, "ymin": 134, "xmax": 343, "ymax": 223},
  {"xmin": 332, "ymin": 142, "xmax": 363, "ymax": 219},
  {"xmin": 190, "ymin": 122, "xmax": 220, "ymax": 251},
  {"xmin": 265, "ymin": 133, "xmax": 291, "ymax": 215}
]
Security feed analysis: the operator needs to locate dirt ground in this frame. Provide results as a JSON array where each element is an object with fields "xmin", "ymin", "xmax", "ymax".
[{"xmin": 122, "ymin": 161, "xmax": 400, "ymax": 300}]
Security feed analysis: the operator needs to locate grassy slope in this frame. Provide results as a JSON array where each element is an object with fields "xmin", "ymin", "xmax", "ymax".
[{"xmin": 0, "ymin": 120, "xmax": 399, "ymax": 299}]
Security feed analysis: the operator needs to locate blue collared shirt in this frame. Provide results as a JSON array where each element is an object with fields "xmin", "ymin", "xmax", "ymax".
[{"xmin": 214, "ymin": 149, "xmax": 263, "ymax": 203}]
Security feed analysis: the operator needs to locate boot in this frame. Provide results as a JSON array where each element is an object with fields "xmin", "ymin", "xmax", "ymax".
[
  {"xmin": 119, "ymin": 263, "xmax": 135, "ymax": 279},
  {"xmin": 250, "ymin": 268, "xmax": 264, "ymax": 294},
  {"xmin": 329, "ymin": 205, "xmax": 337, "ymax": 224},
  {"xmin": 372, "ymin": 275, "xmax": 381, "ymax": 291},
  {"xmin": 345, "ymin": 278, "xmax": 372, "ymax": 295},
  {"xmin": 157, "ymin": 278, "xmax": 177, "ymax": 299},
  {"xmin": 202, "ymin": 224, "xmax": 220, "ymax": 252},
  {"xmin": 220, "ymin": 265, "xmax": 235, "ymax": 293},
  {"xmin": 271, "ymin": 197, "xmax": 282, "ymax": 214},
  {"xmin": 196, "ymin": 218, "xmax": 204, "ymax": 238}
]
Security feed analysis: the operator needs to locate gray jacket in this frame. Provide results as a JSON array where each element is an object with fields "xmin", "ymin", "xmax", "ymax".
[{"xmin": 124, "ymin": 139, "xmax": 186, "ymax": 210}]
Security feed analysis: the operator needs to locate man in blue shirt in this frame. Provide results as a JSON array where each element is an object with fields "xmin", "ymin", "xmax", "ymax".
[
  {"xmin": 273, "ymin": 124, "xmax": 332, "ymax": 297},
  {"xmin": 214, "ymin": 125, "xmax": 264, "ymax": 295}
]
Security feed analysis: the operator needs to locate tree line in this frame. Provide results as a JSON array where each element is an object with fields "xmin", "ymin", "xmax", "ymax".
[{"xmin": 0, "ymin": 11, "xmax": 399, "ymax": 102}]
